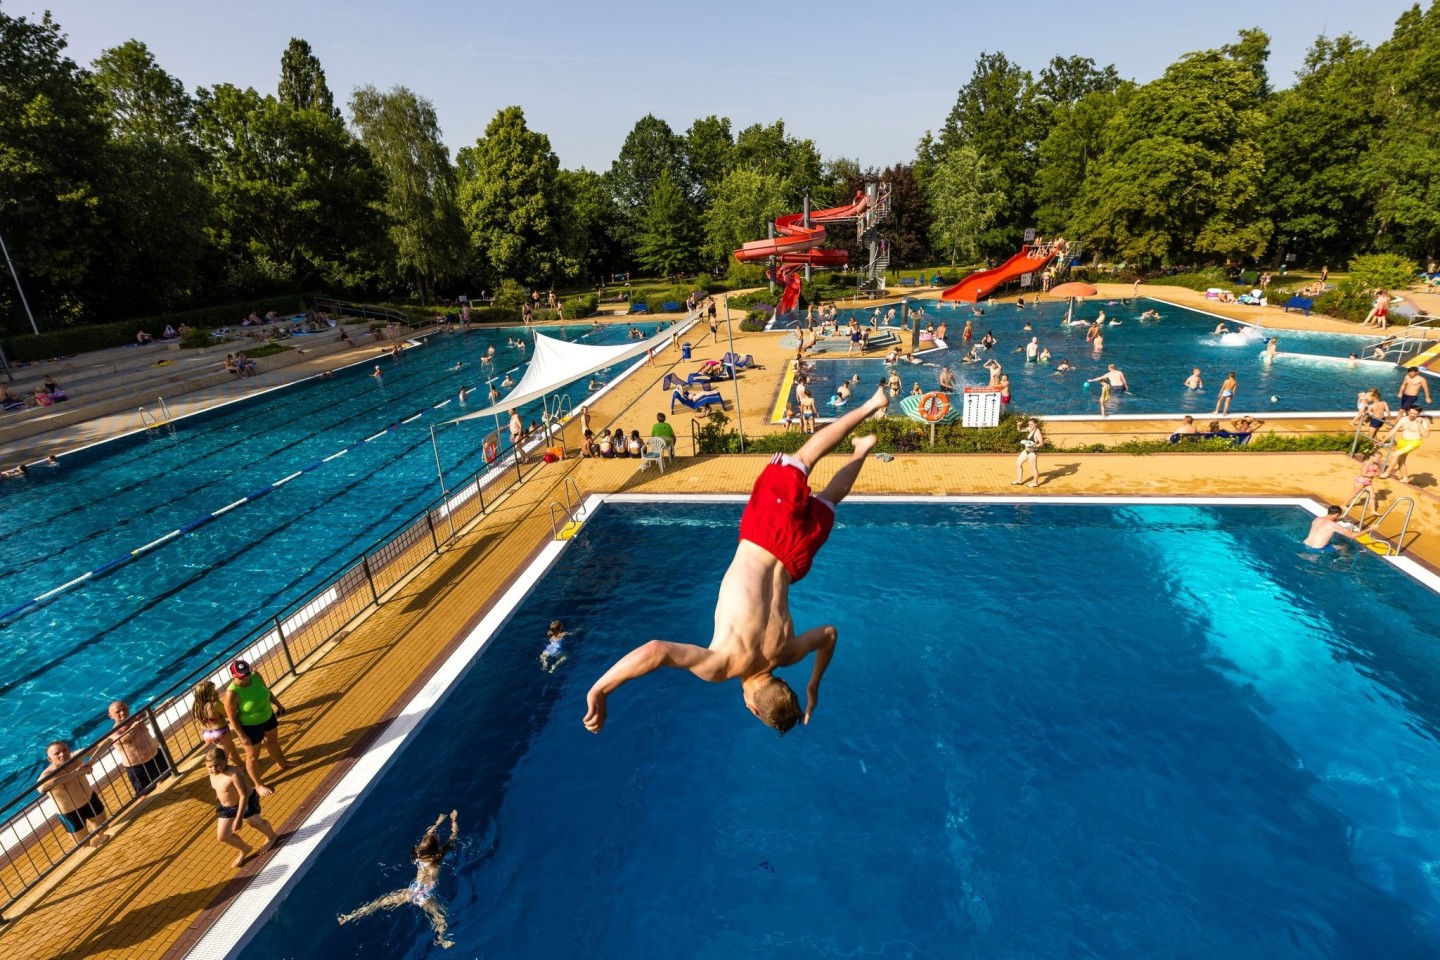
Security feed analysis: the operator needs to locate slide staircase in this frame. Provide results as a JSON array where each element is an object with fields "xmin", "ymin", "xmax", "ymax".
[{"xmin": 941, "ymin": 244, "xmax": 1058, "ymax": 303}]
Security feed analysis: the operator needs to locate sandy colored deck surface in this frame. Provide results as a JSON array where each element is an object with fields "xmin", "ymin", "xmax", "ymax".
[{"xmin": 1, "ymin": 293, "xmax": 1436, "ymax": 959}]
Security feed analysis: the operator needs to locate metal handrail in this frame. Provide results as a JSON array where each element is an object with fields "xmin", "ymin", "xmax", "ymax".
[
  {"xmin": 1340, "ymin": 495, "xmax": 1415, "ymax": 556},
  {"xmin": 548, "ymin": 501, "xmax": 571, "ymax": 540},
  {"xmin": 313, "ymin": 297, "xmax": 425, "ymax": 332}
]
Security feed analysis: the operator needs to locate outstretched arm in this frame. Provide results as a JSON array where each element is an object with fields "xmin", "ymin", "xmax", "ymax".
[
  {"xmin": 780, "ymin": 626, "xmax": 838, "ymax": 725},
  {"xmin": 583, "ymin": 640, "xmax": 723, "ymax": 734}
]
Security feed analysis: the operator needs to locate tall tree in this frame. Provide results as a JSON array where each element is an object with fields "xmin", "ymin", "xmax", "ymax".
[
  {"xmin": 607, "ymin": 115, "xmax": 684, "ymax": 215},
  {"xmin": 1260, "ymin": 34, "xmax": 1379, "ymax": 265},
  {"xmin": 926, "ymin": 147, "xmax": 1005, "ymax": 265},
  {"xmin": 457, "ymin": 106, "xmax": 563, "ymax": 283},
  {"xmin": 1076, "ymin": 33, "xmax": 1273, "ymax": 265},
  {"xmin": 195, "ymin": 84, "xmax": 387, "ymax": 291},
  {"xmin": 555, "ymin": 167, "xmax": 624, "ymax": 283},
  {"xmin": 733, "ymin": 119, "xmax": 824, "ymax": 208},
  {"xmin": 682, "ymin": 114, "xmax": 734, "ymax": 209},
  {"xmin": 1033, "ymin": 84, "xmax": 1133, "ymax": 236},
  {"xmin": 0, "ymin": 8, "xmax": 110, "ymax": 329},
  {"xmin": 700, "ymin": 167, "xmax": 790, "ymax": 265},
  {"xmin": 91, "ymin": 40, "xmax": 210, "ymax": 312},
  {"xmin": 350, "ymin": 85, "xmax": 467, "ymax": 302},
  {"xmin": 938, "ymin": 52, "xmax": 1044, "ymax": 252},
  {"xmin": 634, "ymin": 167, "xmax": 698, "ymax": 275},
  {"xmin": 277, "ymin": 38, "xmax": 337, "ymax": 117}
]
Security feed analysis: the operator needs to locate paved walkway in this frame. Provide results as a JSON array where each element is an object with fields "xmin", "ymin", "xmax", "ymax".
[{"xmin": 1, "ymin": 290, "xmax": 1436, "ymax": 958}]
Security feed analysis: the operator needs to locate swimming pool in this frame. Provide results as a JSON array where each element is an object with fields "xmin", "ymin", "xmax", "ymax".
[
  {"xmin": 781, "ymin": 299, "xmax": 1401, "ymax": 417},
  {"xmin": 231, "ymin": 500, "xmax": 1440, "ymax": 959},
  {"xmin": 0, "ymin": 322, "xmax": 669, "ymax": 802}
]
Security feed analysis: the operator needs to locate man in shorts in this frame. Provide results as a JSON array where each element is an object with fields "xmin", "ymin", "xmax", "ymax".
[
  {"xmin": 1303, "ymin": 505, "xmax": 1376, "ymax": 552},
  {"xmin": 1397, "ymin": 368, "xmax": 1432, "ymax": 411},
  {"xmin": 206, "ymin": 747, "xmax": 279, "ymax": 868},
  {"xmin": 102, "ymin": 700, "xmax": 169, "ymax": 798},
  {"xmin": 584, "ymin": 388, "xmax": 889, "ymax": 736},
  {"xmin": 36, "ymin": 740, "xmax": 110, "ymax": 847}
]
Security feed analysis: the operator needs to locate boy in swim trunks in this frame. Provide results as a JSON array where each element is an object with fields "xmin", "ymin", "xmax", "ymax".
[
  {"xmin": 36, "ymin": 740, "xmax": 110, "ymax": 848},
  {"xmin": 206, "ymin": 747, "xmax": 278, "ymax": 868},
  {"xmin": 584, "ymin": 387, "xmax": 890, "ymax": 736}
]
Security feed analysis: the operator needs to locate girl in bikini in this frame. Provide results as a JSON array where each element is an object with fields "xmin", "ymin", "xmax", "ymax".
[
  {"xmin": 192, "ymin": 680, "xmax": 241, "ymax": 767},
  {"xmin": 339, "ymin": 811, "xmax": 459, "ymax": 949}
]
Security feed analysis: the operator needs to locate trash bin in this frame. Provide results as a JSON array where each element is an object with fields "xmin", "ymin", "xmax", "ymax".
[{"xmin": 681, "ymin": 341, "xmax": 693, "ymax": 359}]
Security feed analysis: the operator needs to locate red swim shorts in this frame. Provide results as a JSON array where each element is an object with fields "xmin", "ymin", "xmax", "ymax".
[{"xmin": 738, "ymin": 455, "xmax": 834, "ymax": 582}]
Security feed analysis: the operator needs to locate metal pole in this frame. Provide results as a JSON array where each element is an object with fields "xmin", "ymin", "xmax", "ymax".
[
  {"xmin": 429, "ymin": 426, "xmax": 447, "ymax": 498},
  {"xmin": 724, "ymin": 295, "xmax": 745, "ymax": 453},
  {"xmin": 0, "ymin": 224, "xmax": 40, "ymax": 336}
]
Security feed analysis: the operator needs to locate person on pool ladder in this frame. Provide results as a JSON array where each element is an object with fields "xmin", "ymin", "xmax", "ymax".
[{"xmin": 583, "ymin": 387, "xmax": 890, "ymax": 736}]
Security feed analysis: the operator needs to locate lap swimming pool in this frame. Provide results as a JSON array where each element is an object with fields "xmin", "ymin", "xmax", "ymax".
[
  {"xmin": 227, "ymin": 499, "xmax": 1440, "ymax": 959},
  {"xmin": 0, "ymin": 322, "xmax": 667, "ymax": 801},
  {"xmin": 779, "ymin": 298, "xmax": 1398, "ymax": 417}
]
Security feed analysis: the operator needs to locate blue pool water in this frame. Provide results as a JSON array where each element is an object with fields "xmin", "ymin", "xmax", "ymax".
[
  {"xmin": 0, "ymin": 322, "xmax": 668, "ymax": 802},
  {"xmin": 785, "ymin": 299, "xmax": 1401, "ymax": 416},
  {"xmin": 240, "ymin": 501, "xmax": 1440, "ymax": 959}
]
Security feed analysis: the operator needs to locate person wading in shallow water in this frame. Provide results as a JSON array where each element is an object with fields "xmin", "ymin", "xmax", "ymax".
[{"xmin": 584, "ymin": 388, "xmax": 890, "ymax": 736}]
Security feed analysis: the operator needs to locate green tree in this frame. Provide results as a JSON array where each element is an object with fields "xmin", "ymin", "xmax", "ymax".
[
  {"xmin": 1364, "ymin": 3, "xmax": 1440, "ymax": 258},
  {"xmin": 1349, "ymin": 252, "xmax": 1418, "ymax": 291},
  {"xmin": 1260, "ymin": 34, "xmax": 1379, "ymax": 266},
  {"xmin": 682, "ymin": 114, "xmax": 734, "ymax": 209},
  {"xmin": 1033, "ymin": 84, "xmax": 1133, "ymax": 236},
  {"xmin": 926, "ymin": 147, "xmax": 1005, "ymax": 265},
  {"xmin": 701, "ymin": 167, "xmax": 790, "ymax": 265},
  {"xmin": 1034, "ymin": 55, "xmax": 1122, "ymax": 110},
  {"xmin": 0, "ymin": 8, "xmax": 109, "ymax": 328},
  {"xmin": 634, "ymin": 167, "xmax": 698, "ymax": 275},
  {"xmin": 1076, "ymin": 34, "xmax": 1273, "ymax": 265},
  {"xmin": 607, "ymin": 114, "xmax": 684, "ymax": 215},
  {"xmin": 733, "ymin": 120, "xmax": 824, "ymax": 208},
  {"xmin": 555, "ymin": 167, "xmax": 624, "ymax": 282},
  {"xmin": 938, "ymin": 52, "xmax": 1043, "ymax": 251},
  {"xmin": 195, "ymin": 84, "xmax": 387, "ymax": 292},
  {"xmin": 91, "ymin": 40, "xmax": 210, "ymax": 312},
  {"xmin": 457, "ymin": 106, "xmax": 563, "ymax": 283},
  {"xmin": 350, "ymin": 85, "xmax": 467, "ymax": 302},
  {"xmin": 278, "ymin": 38, "xmax": 337, "ymax": 117}
]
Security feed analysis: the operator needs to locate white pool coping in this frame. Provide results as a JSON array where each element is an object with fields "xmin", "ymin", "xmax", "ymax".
[{"xmin": 183, "ymin": 492, "xmax": 1439, "ymax": 957}]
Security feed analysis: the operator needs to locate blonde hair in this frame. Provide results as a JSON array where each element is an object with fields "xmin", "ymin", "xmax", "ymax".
[
  {"xmin": 751, "ymin": 677, "xmax": 802, "ymax": 735},
  {"xmin": 192, "ymin": 680, "xmax": 222, "ymax": 726}
]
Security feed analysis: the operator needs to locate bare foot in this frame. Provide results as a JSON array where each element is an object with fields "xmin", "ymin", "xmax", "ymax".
[
  {"xmin": 276, "ymin": 761, "xmax": 296, "ymax": 771},
  {"xmin": 89, "ymin": 832, "xmax": 111, "ymax": 849},
  {"xmin": 232, "ymin": 845, "xmax": 254, "ymax": 868},
  {"xmin": 852, "ymin": 435, "xmax": 878, "ymax": 457},
  {"xmin": 256, "ymin": 783, "xmax": 275, "ymax": 797},
  {"xmin": 868, "ymin": 386, "xmax": 889, "ymax": 415},
  {"xmin": 258, "ymin": 836, "xmax": 278, "ymax": 855}
]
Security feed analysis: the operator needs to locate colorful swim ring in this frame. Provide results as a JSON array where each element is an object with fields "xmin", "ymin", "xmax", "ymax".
[{"xmin": 918, "ymin": 391, "xmax": 951, "ymax": 423}]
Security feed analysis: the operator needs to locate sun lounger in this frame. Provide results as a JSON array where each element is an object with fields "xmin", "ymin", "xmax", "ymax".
[
  {"xmin": 671, "ymin": 389, "xmax": 725, "ymax": 413},
  {"xmin": 720, "ymin": 351, "xmax": 755, "ymax": 369},
  {"xmin": 661, "ymin": 372, "xmax": 712, "ymax": 390}
]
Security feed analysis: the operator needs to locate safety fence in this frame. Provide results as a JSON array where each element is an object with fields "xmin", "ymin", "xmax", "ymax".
[{"xmin": 0, "ymin": 436, "xmax": 540, "ymax": 917}]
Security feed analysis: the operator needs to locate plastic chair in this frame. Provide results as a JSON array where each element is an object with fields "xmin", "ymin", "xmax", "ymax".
[{"xmin": 638, "ymin": 436, "xmax": 668, "ymax": 473}]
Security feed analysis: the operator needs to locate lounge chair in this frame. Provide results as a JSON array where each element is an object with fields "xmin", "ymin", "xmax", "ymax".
[
  {"xmin": 720, "ymin": 351, "xmax": 756, "ymax": 369},
  {"xmin": 671, "ymin": 389, "xmax": 725, "ymax": 413},
  {"xmin": 661, "ymin": 372, "xmax": 712, "ymax": 390},
  {"xmin": 694, "ymin": 359, "xmax": 733, "ymax": 379}
]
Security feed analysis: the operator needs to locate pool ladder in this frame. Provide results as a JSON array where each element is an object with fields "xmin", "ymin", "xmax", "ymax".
[
  {"xmin": 139, "ymin": 397, "xmax": 177, "ymax": 435},
  {"xmin": 548, "ymin": 476, "xmax": 585, "ymax": 540},
  {"xmin": 1339, "ymin": 491, "xmax": 1414, "ymax": 556}
]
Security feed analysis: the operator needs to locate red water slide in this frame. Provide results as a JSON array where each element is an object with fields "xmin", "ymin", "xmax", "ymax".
[
  {"xmin": 734, "ymin": 193, "xmax": 869, "ymax": 314},
  {"xmin": 940, "ymin": 245, "xmax": 1057, "ymax": 302}
]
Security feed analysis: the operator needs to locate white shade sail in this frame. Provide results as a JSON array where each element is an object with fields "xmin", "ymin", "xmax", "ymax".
[{"xmin": 444, "ymin": 320, "xmax": 689, "ymax": 425}]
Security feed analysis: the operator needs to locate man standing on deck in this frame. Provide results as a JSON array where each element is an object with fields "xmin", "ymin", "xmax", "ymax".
[{"xmin": 584, "ymin": 389, "xmax": 890, "ymax": 736}]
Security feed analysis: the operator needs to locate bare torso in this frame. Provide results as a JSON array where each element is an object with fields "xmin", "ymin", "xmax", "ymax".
[
  {"xmin": 38, "ymin": 766, "xmax": 93, "ymax": 813},
  {"xmin": 210, "ymin": 768, "xmax": 246, "ymax": 807},
  {"xmin": 709, "ymin": 541, "xmax": 798, "ymax": 680}
]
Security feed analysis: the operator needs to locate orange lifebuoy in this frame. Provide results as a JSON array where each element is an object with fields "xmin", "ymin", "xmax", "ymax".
[
  {"xmin": 483, "ymin": 439, "xmax": 499, "ymax": 463},
  {"xmin": 918, "ymin": 391, "xmax": 951, "ymax": 423}
]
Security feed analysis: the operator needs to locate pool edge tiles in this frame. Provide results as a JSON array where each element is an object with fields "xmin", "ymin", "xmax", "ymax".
[{"xmin": 180, "ymin": 494, "xmax": 604, "ymax": 960}]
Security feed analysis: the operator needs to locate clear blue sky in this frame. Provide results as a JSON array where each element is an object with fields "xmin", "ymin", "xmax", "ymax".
[{"xmin": 25, "ymin": 0, "xmax": 1418, "ymax": 171}]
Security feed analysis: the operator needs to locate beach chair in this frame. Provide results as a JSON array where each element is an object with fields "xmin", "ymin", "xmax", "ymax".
[
  {"xmin": 637, "ymin": 436, "xmax": 668, "ymax": 473},
  {"xmin": 661, "ymin": 372, "xmax": 712, "ymax": 391},
  {"xmin": 671, "ymin": 389, "xmax": 725, "ymax": 414},
  {"xmin": 720, "ymin": 351, "xmax": 755, "ymax": 369}
]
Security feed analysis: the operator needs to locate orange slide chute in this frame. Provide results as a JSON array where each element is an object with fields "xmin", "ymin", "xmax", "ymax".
[
  {"xmin": 940, "ymin": 246, "xmax": 1057, "ymax": 302},
  {"xmin": 734, "ymin": 192, "xmax": 869, "ymax": 315}
]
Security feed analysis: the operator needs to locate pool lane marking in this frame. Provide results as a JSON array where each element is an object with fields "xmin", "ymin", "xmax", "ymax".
[
  {"xmin": 0, "ymin": 316, "xmax": 701, "ymax": 626},
  {"xmin": 180, "ymin": 496, "xmax": 605, "ymax": 960}
]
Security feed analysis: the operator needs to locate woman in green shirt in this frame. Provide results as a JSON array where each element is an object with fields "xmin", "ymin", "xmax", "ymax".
[{"xmin": 222, "ymin": 659, "xmax": 294, "ymax": 796}]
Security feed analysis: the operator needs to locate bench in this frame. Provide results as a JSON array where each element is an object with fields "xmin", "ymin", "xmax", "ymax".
[
  {"xmin": 661, "ymin": 301, "xmax": 681, "ymax": 312},
  {"xmin": 1284, "ymin": 296, "xmax": 1314, "ymax": 316},
  {"xmin": 629, "ymin": 302, "xmax": 649, "ymax": 315},
  {"xmin": 898, "ymin": 278, "xmax": 917, "ymax": 287}
]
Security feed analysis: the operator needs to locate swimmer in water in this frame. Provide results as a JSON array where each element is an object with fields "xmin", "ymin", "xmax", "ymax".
[
  {"xmin": 541, "ymin": 620, "xmax": 567, "ymax": 672},
  {"xmin": 487, "ymin": 383, "xmax": 500, "ymax": 404},
  {"xmin": 1213, "ymin": 322, "xmax": 1229, "ymax": 335},
  {"xmin": 451, "ymin": 361, "xmax": 464, "ymax": 371},
  {"xmin": 339, "ymin": 810, "xmax": 459, "ymax": 949},
  {"xmin": 501, "ymin": 374, "xmax": 515, "ymax": 388},
  {"xmin": 1185, "ymin": 368, "xmax": 1204, "ymax": 390},
  {"xmin": 1302, "ymin": 505, "xmax": 1375, "ymax": 553},
  {"xmin": 371, "ymin": 365, "xmax": 383, "ymax": 379},
  {"xmin": 585, "ymin": 389, "xmax": 889, "ymax": 735}
]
